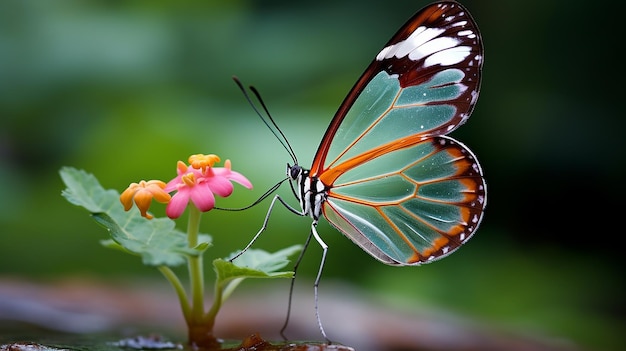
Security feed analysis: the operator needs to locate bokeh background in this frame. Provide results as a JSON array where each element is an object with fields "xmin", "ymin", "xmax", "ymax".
[{"xmin": 1, "ymin": 0, "xmax": 624, "ymax": 350}]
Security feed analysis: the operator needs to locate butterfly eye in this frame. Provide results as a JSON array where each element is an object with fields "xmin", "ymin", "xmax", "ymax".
[{"xmin": 288, "ymin": 164, "xmax": 302, "ymax": 180}]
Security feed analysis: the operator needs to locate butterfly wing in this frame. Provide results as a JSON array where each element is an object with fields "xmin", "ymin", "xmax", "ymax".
[
  {"xmin": 323, "ymin": 136, "xmax": 486, "ymax": 265},
  {"xmin": 312, "ymin": 1, "xmax": 486, "ymax": 265}
]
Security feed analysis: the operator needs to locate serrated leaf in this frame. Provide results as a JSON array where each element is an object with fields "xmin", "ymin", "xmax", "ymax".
[
  {"xmin": 60, "ymin": 167, "xmax": 213, "ymax": 267},
  {"xmin": 215, "ymin": 245, "xmax": 303, "ymax": 283},
  {"xmin": 93, "ymin": 212, "xmax": 204, "ymax": 266},
  {"xmin": 60, "ymin": 167, "xmax": 119, "ymax": 213},
  {"xmin": 213, "ymin": 246, "xmax": 302, "ymax": 302}
]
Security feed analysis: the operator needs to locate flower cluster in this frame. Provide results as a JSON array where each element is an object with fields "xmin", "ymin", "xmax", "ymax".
[{"xmin": 120, "ymin": 154, "xmax": 252, "ymax": 219}]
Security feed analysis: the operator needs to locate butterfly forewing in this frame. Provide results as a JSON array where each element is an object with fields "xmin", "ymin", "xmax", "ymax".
[
  {"xmin": 310, "ymin": 1, "xmax": 486, "ymax": 265},
  {"xmin": 311, "ymin": 1, "xmax": 483, "ymax": 179}
]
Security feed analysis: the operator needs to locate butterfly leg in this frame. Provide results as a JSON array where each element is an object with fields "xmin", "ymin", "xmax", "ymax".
[
  {"xmin": 229, "ymin": 194, "xmax": 303, "ymax": 262},
  {"xmin": 310, "ymin": 220, "xmax": 331, "ymax": 343},
  {"xmin": 280, "ymin": 222, "xmax": 333, "ymax": 343},
  {"xmin": 280, "ymin": 229, "xmax": 314, "ymax": 340}
]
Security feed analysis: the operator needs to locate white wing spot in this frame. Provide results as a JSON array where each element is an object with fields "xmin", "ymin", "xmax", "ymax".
[
  {"xmin": 376, "ymin": 46, "xmax": 392, "ymax": 61},
  {"xmin": 458, "ymin": 29, "xmax": 475, "ymax": 39},
  {"xmin": 377, "ymin": 26, "xmax": 444, "ymax": 61},
  {"xmin": 452, "ymin": 20, "xmax": 467, "ymax": 27},
  {"xmin": 424, "ymin": 45, "xmax": 471, "ymax": 67},
  {"xmin": 411, "ymin": 36, "xmax": 459, "ymax": 62}
]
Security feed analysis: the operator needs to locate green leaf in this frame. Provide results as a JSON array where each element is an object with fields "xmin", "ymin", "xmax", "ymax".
[
  {"xmin": 93, "ymin": 212, "xmax": 210, "ymax": 266},
  {"xmin": 100, "ymin": 239, "xmax": 131, "ymax": 253},
  {"xmin": 59, "ymin": 167, "xmax": 212, "ymax": 267},
  {"xmin": 214, "ymin": 245, "xmax": 303, "ymax": 283},
  {"xmin": 60, "ymin": 166, "xmax": 119, "ymax": 213},
  {"xmin": 213, "ymin": 245, "xmax": 302, "ymax": 302}
]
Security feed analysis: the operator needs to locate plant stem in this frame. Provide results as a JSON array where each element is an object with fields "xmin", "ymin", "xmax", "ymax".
[
  {"xmin": 187, "ymin": 206, "xmax": 204, "ymax": 324},
  {"xmin": 158, "ymin": 266, "xmax": 191, "ymax": 324},
  {"xmin": 205, "ymin": 276, "xmax": 242, "ymax": 327},
  {"xmin": 185, "ymin": 206, "xmax": 221, "ymax": 349},
  {"xmin": 203, "ymin": 273, "xmax": 223, "ymax": 330}
]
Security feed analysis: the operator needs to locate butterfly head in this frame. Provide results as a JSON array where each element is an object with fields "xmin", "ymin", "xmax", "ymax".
[{"xmin": 286, "ymin": 163, "xmax": 303, "ymax": 181}]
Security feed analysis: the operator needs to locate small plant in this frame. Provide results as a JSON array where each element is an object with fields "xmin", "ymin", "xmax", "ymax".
[{"xmin": 60, "ymin": 154, "xmax": 301, "ymax": 349}]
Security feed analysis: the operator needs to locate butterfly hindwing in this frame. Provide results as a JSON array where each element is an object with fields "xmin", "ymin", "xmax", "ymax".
[{"xmin": 322, "ymin": 136, "xmax": 485, "ymax": 265}]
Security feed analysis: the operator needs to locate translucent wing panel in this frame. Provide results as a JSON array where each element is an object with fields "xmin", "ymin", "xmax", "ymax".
[
  {"xmin": 323, "ymin": 137, "xmax": 486, "ymax": 265},
  {"xmin": 330, "ymin": 72, "xmax": 399, "ymax": 151},
  {"xmin": 324, "ymin": 70, "xmax": 466, "ymax": 171},
  {"xmin": 323, "ymin": 197, "xmax": 417, "ymax": 264}
]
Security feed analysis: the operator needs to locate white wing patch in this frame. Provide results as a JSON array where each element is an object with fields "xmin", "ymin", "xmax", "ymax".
[
  {"xmin": 425, "ymin": 45, "xmax": 471, "ymax": 67},
  {"xmin": 376, "ymin": 25, "xmax": 475, "ymax": 68}
]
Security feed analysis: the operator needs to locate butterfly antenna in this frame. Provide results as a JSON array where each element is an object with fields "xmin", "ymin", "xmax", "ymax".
[
  {"xmin": 232, "ymin": 76, "xmax": 298, "ymax": 164},
  {"xmin": 214, "ymin": 178, "xmax": 288, "ymax": 211},
  {"xmin": 248, "ymin": 85, "xmax": 298, "ymax": 164}
]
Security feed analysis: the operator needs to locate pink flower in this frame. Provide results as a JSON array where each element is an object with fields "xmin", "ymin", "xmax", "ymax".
[{"xmin": 164, "ymin": 155, "xmax": 252, "ymax": 219}]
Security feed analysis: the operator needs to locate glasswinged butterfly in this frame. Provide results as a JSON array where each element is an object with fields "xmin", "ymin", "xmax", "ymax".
[{"xmin": 232, "ymin": 0, "xmax": 486, "ymax": 341}]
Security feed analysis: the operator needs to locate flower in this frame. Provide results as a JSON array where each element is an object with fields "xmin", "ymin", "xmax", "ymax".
[
  {"xmin": 188, "ymin": 153, "xmax": 220, "ymax": 173},
  {"xmin": 164, "ymin": 155, "xmax": 252, "ymax": 219},
  {"xmin": 120, "ymin": 180, "xmax": 171, "ymax": 219}
]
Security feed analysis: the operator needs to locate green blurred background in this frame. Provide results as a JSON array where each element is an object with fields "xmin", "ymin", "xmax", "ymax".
[{"xmin": 1, "ymin": 0, "xmax": 623, "ymax": 350}]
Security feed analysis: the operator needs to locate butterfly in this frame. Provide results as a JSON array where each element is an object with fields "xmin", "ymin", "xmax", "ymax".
[{"xmin": 233, "ymin": 0, "xmax": 486, "ymax": 340}]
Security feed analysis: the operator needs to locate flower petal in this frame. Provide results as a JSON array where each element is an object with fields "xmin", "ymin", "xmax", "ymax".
[
  {"xmin": 227, "ymin": 170, "xmax": 253, "ymax": 189},
  {"xmin": 164, "ymin": 163, "xmax": 187, "ymax": 192},
  {"xmin": 133, "ymin": 189, "xmax": 154, "ymax": 214},
  {"xmin": 151, "ymin": 188, "xmax": 172, "ymax": 203},
  {"xmin": 145, "ymin": 181, "xmax": 171, "ymax": 203},
  {"xmin": 164, "ymin": 176, "xmax": 182, "ymax": 193},
  {"xmin": 189, "ymin": 183, "xmax": 216, "ymax": 212},
  {"xmin": 213, "ymin": 160, "xmax": 253, "ymax": 189},
  {"xmin": 120, "ymin": 183, "xmax": 140, "ymax": 211},
  {"xmin": 166, "ymin": 188, "xmax": 191, "ymax": 219},
  {"xmin": 205, "ymin": 176, "xmax": 234, "ymax": 197}
]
